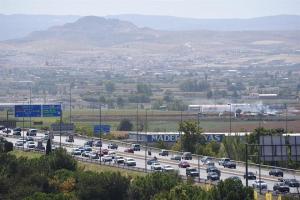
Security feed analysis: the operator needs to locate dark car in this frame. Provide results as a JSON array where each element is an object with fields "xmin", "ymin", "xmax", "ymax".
[
  {"xmin": 178, "ymin": 161, "xmax": 190, "ymax": 168},
  {"xmin": 147, "ymin": 157, "xmax": 158, "ymax": 165},
  {"xmin": 223, "ymin": 161, "xmax": 236, "ymax": 169},
  {"xmin": 244, "ymin": 172, "xmax": 256, "ymax": 180},
  {"xmin": 284, "ymin": 179, "xmax": 300, "ymax": 187},
  {"xmin": 84, "ymin": 140, "xmax": 94, "ymax": 147},
  {"xmin": 13, "ymin": 131, "xmax": 21, "ymax": 136},
  {"xmin": 273, "ymin": 182, "xmax": 290, "ymax": 193},
  {"xmin": 171, "ymin": 155, "xmax": 181, "ymax": 161},
  {"xmin": 94, "ymin": 140, "xmax": 102, "ymax": 147},
  {"xmin": 124, "ymin": 148, "xmax": 134, "ymax": 153},
  {"xmin": 13, "ymin": 127, "xmax": 22, "ymax": 132},
  {"xmin": 207, "ymin": 172, "xmax": 220, "ymax": 181},
  {"xmin": 108, "ymin": 143, "xmax": 118, "ymax": 149},
  {"xmin": 186, "ymin": 167, "xmax": 199, "ymax": 177},
  {"xmin": 159, "ymin": 149, "xmax": 169, "ymax": 156},
  {"xmin": 269, "ymin": 169, "xmax": 283, "ymax": 177},
  {"xmin": 207, "ymin": 167, "xmax": 221, "ymax": 176},
  {"xmin": 65, "ymin": 135, "xmax": 74, "ymax": 142},
  {"xmin": 182, "ymin": 152, "xmax": 192, "ymax": 160}
]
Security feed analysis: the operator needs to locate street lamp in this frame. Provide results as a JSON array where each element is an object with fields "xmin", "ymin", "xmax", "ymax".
[
  {"xmin": 99, "ymin": 95, "xmax": 102, "ymax": 164},
  {"xmin": 228, "ymin": 103, "xmax": 232, "ymax": 136},
  {"xmin": 285, "ymin": 103, "xmax": 288, "ymax": 133},
  {"xmin": 145, "ymin": 109, "xmax": 148, "ymax": 172},
  {"xmin": 136, "ymin": 102, "xmax": 139, "ymax": 143}
]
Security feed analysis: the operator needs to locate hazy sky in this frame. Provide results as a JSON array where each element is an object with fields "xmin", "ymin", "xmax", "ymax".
[{"xmin": 1, "ymin": 0, "xmax": 300, "ymax": 18}]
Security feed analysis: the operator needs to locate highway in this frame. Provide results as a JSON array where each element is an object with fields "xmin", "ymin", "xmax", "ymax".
[{"xmin": 1, "ymin": 130, "xmax": 300, "ymax": 194}]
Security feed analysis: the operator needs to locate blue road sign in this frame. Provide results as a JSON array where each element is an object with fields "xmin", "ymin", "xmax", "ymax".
[
  {"xmin": 15, "ymin": 105, "xmax": 42, "ymax": 117},
  {"xmin": 42, "ymin": 105, "xmax": 62, "ymax": 117},
  {"xmin": 94, "ymin": 125, "xmax": 111, "ymax": 135}
]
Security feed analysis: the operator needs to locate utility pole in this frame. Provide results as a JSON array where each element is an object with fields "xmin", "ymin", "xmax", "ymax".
[
  {"xmin": 60, "ymin": 102, "xmax": 62, "ymax": 148},
  {"xmin": 180, "ymin": 110, "xmax": 183, "ymax": 152},
  {"xmin": 29, "ymin": 87, "xmax": 32, "ymax": 128},
  {"xmin": 245, "ymin": 144, "xmax": 248, "ymax": 187},
  {"xmin": 99, "ymin": 94, "xmax": 102, "ymax": 165},
  {"xmin": 69, "ymin": 84, "xmax": 72, "ymax": 124},
  {"xmin": 229, "ymin": 103, "xmax": 232, "ymax": 135},
  {"xmin": 285, "ymin": 103, "xmax": 288, "ymax": 133},
  {"xmin": 136, "ymin": 102, "xmax": 139, "ymax": 143},
  {"xmin": 145, "ymin": 109, "xmax": 148, "ymax": 172}
]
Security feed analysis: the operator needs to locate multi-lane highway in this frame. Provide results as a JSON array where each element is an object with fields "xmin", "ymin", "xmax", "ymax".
[{"xmin": 1, "ymin": 129, "xmax": 300, "ymax": 194}]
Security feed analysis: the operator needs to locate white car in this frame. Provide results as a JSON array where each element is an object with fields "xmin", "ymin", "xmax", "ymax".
[
  {"xmin": 108, "ymin": 151, "xmax": 116, "ymax": 159},
  {"xmin": 151, "ymin": 163, "xmax": 162, "ymax": 171},
  {"xmin": 162, "ymin": 165, "xmax": 175, "ymax": 172},
  {"xmin": 114, "ymin": 156, "xmax": 125, "ymax": 164},
  {"xmin": 252, "ymin": 180, "xmax": 268, "ymax": 190},
  {"xmin": 89, "ymin": 152, "xmax": 99, "ymax": 159},
  {"xmin": 15, "ymin": 139, "xmax": 26, "ymax": 147},
  {"xmin": 101, "ymin": 155, "xmax": 113, "ymax": 162},
  {"xmin": 26, "ymin": 141, "xmax": 35, "ymax": 149},
  {"xmin": 71, "ymin": 148, "xmax": 82, "ymax": 156},
  {"xmin": 124, "ymin": 158, "xmax": 136, "ymax": 166}
]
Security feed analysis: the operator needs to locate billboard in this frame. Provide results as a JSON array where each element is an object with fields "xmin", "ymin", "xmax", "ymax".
[
  {"xmin": 15, "ymin": 105, "xmax": 42, "ymax": 117},
  {"xmin": 147, "ymin": 134, "xmax": 180, "ymax": 142},
  {"xmin": 94, "ymin": 125, "xmax": 111, "ymax": 135},
  {"xmin": 259, "ymin": 136, "xmax": 288, "ymax": 161},
  {"xmin": 51, "ymin": 123, "xmax": 75, "ymax": 132},
  {"xmin": 42, "ymin": 105, "xmax": 62, "ymax": 117},
  {"xmin": 289, "ymin": 136, "xmax": 300, "ymax": 161}
]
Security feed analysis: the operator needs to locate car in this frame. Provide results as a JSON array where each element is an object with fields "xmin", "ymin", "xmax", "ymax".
[
  {"xmin": 3, "ymin": 129, "xmax": 11, "ymax": 134},
  {"xmin": 244, "ymin": 172, "xmax": 256, "ymax": 180},
  {"xmin": 51, "ymin": 144, "xmax": 56, "ymax": 151},
  {"xmin": 114, "ymin": 156, "xmax": 125, "ymax": 164},
  {"xmin": 124, "ymin": 158, "xmax": 136, "ymax": 166},
  {"xmin": 182, "ymin": 152, "xmax": 192, "ymax": 160},
  {"xmin": 98, "ymin": 149, "xmax": 109, "ymax": 156},
  {"xmin": 178, "ymin": 161, "xmax": 190, "ymax": 168},
  {"xmin": 151, "ymin": 163, "xmax": 162, "ymax": 171},
  {"xmin": 269, "ymin": 169, "xmax": 283, "ymax": 177},
  {"xmin": 101, "ymin": 155, "xmax": 113, "ymax": 162},
  {"xmin": 226, "ymin": 176, "xmax": 241, "ymax": 181},
  {"xmin": 89, "ymin": 152, "xmax": 99, "ymax": 159},
  {"xmin": 84, "ymin": 146, "xmax": 93, "ymax": 152},
  {"xmin": 65, "ymin": 135, "xmax": 74, "ymax": 143},
  {"xmin": 204, "ymin": 160, "xmax": 215, "ymax": 166},
  {"xmin": 273, "ymin": 182, "xmax": 290, "ymax": 193},
  {"xmin": 81, "ymin": 151, "xmax": 91, "ymax": 157},
  {"xmin": 13, "ymin": 127, "xmax": 22, "ymax": 132},
  {"xmin": 26, "ymin": 129, "xmax": 37, "ymax": 136},
  {"xmin": 201, "ymin": 156, "xmax": 212, "ymax": 163},
  {"xmin": 252, "ymin": 180, "xmax": 268, "ymax": 190},
  {"xmin": 71, "ymin": 148, "xmax": 82, "ymax": 155},
  {"xmin": 13, "ymin": 131, "xmax": 21, "ymax": 136},
  {"xmin": 162, "ymin": 165, "xmax": 175, "ymax": 172},
  {"xmin": 108, "ymin": 151, "xmax": 116, "ymax": 159},
  {"xmin": 84, "ymin": 140, "xmax": 94, "ymax": 147},
  {"xmin": 15, "ymin": 139, "xmax": 26, "ymax": 147},
  {"xmin": 186, "ymin": 167, "xmax": 199, "ymax": 177},
  {"xmin": 147, "ymin": 157, "xmax": 158, "ymax": 165},
  {"xmin": 0, "ymin": 125, "xmax": 5, "ymax": 130},
  {"xmin": 170, "ymin": 155, "xmax": 181, "ymax": 161},
  {"xmin": 223, "ymin": 161, "xmax": 236, "ymax": 169},
  {"xmin": 108, "ymin": 143, "xmax": 118, "ymax": 149},
  {"xmin": 207, "ymin": 172, "xmax": 220, "ymax": 181},
  {"xmin": 78, "ymin": 146, "xmax": 85, "ymax": 153},
  {"xmin": 218, "ymin": 158, "xmax": 230, "ymax": 166},
  {"xmin": 124, "ymin": 148, "xmax": 134, "ymax": 153},
  {"xmin": 159, "ymin": 149, "xmax": 169, "ymax": 156},
  {"xmin": 94, "ymin": 140, "xmax": 102, "ymax": 147},
  {"xmin": 206, "ymin": 167, "xmax": 221, "ymax": 176},
  {"xmin": 26, "ymin": 141, "xmax": 35, "ymax": 149},
  {"xmin": 131, "ymin": 144, "xmax": 141, "ymax": 151},
  {"xmin": 26, "ymin": 136, "xmax": 34, "ymax": 141},
  {"xmin": 283, "ymin": 179, "xmax": 300, "ymax": 187}
]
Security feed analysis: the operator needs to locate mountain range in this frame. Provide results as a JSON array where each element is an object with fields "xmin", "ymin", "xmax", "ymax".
[{"xmin": 1, "ymin": 14, "xmax": 300, "ymax": 41}]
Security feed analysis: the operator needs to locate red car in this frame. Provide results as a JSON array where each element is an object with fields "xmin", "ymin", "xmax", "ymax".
[
  {"xmin": 124, "ymin": 148, "xmax": 134, "ymax": 153},
  {"xmin": 98, "ymin": 149, "xmax": 109, "ymax": 156},
  {"xmin": 178, "ymin": 161, "xmax": 190, "ymax": 168}
]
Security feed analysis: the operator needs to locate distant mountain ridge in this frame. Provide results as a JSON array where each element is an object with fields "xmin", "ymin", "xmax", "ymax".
[
  {"xmin": 1, "ymin": 14, "xmax": 300, "ymax": 41},
  {"xmin": 109, "ymin": 14, "xmax": 300, "ymax": 31}
]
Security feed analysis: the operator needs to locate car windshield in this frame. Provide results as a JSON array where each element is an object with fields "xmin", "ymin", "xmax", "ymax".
[{"xmin": 128, "ymin": 159, "xmax": 134, "ymax": 161}]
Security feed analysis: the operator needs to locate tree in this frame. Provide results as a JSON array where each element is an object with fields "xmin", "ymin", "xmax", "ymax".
[
  {"xmin": 137, "ymin": 83, "xmax": 152, "ymax": 96},
  {"xmin": 163, "ymin": 90, "xmax": 174, "ymax": 102},
  {"xmin": 116, "ymin": 96, "xmax": 125, "ymax": 108},
  {"xmin": 46, "ymin": 139, "xmax": 51, "ymax": 155},
  {"xmin": 105, "ymin": 81, "xmax": 115, "ymax": 93},
  {"xmin": 117, "ymin": 119, "xmax": 133, "ymax": 131},
  {"xmin": 179, "ymin": 121, "xmax": 206, "ymax": 153}
]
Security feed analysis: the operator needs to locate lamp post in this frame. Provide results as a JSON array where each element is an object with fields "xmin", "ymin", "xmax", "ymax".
[
  {"xmin": 69, "ymin": 84, "xmax": 72, "ymax": 124},
  {"xmin": 136, "ymin": 102, "xmax": 139, "ymax": 143},
  {"xmin": 99, "ymin": 95, "xmax": 102, "ymax": 164},
  {"xmin": 29, "ymin": 87, "xmax": 32, "ymax": 128},
  {"xmin": 228, "ymin": 103, "xmax": 232, "ymax": 135},
  {"xmin": 285, "ymin": 103, "xmax": 288, "ymax": 133},
  {"xmin": 59, "ymin": 102, "xmax": 62, "ymax": 148},
  {"xmin": 180, "ymin": 109, "xmax": 183, "ymax": 152},
  {"xmin": 145, "ymin": 109, "xmax": 148, "ymax": 172}
]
